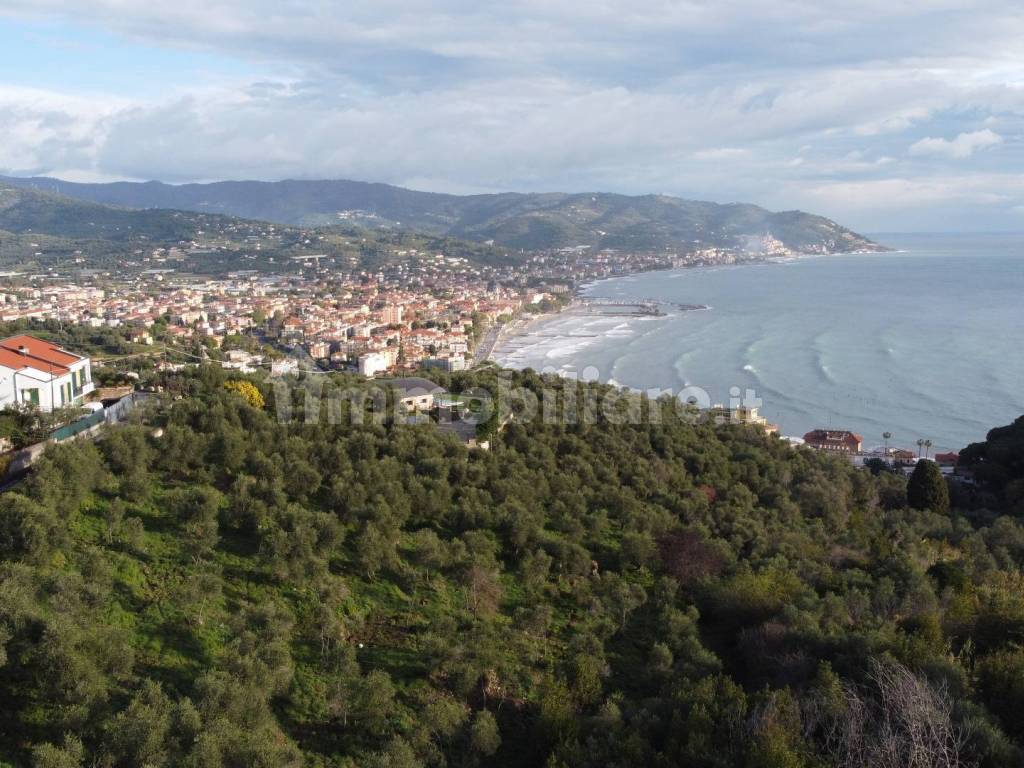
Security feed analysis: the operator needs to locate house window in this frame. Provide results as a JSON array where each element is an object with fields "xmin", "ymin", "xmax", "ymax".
[{"xmin": 22, "ymin": 388, "xmax": 39, "ymax": 406}]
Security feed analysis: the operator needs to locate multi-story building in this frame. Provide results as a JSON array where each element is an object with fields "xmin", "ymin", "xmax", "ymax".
[
  {"xmin": 421, "ymin": 356, "xmax": 466, "ymax": 372},
  {"xmin": 358, "ymin": 351, "xmax": 390, "ymax": 378},
  {"xmin": 803, "ymin": 429, "xmax": 863, "ymax": 454},
  {"xmin": 708, "ymin": 404, "xmax": 778, "ymax": 435},
  {"xmin": 307, "ymin": 341, "xmax": 331, "ymax": 360},
  {"xmin": 0, "ymin": 335, "xmax": 94, "ymax": 411}
]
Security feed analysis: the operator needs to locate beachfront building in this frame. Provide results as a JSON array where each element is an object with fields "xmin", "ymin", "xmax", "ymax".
[
  {"xmin": 708, "ymin": 404, "xmax": 779, "ymax": 435},
  {"xmin": 0, "ymin": 334, "xmax": 94, "ymax": 411},
  {"xmin": 803, "ymin": 429, "xmax": 863, "ymax": 454}
]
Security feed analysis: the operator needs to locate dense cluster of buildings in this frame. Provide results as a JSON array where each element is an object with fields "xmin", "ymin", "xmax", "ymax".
[
  {"xmin": 0, "ymin": 267, "xmax": 530, "ymax": 378},
  {"xmin": 0, "ymin": 238, "xmax": 776, "ymax": 379}
]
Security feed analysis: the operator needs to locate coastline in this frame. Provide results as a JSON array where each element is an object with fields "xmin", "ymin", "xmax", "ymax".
[
  {"xmin": 489, "ymin": 256, "xmax": 765, "ymax": 364},
  {"xmin": 489, "ymin": 295, "xmax": 711, "ymax": 368},
  {"xmin": 493, "ymin": 244, "xmax": 894, "ymax": 361},
  {"xmin": 488, "ymin": 307, "xmax": 567, "ymax": 362},
  {"xmin": 483, "ymin": 236, "xmax": 1024, "ymax": 454}
]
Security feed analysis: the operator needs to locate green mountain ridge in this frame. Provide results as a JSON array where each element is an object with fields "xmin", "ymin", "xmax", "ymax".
[
  {"xmin": 0, "ymin": 175, "xmax": 884, "ymax": 253},
  {"xmin": 0, "ymin": 184, "xmax": 238, "ymax": 242},
  {"xmin": 0, "ymin": 184, "xmax": 515, "ymax": 272}
]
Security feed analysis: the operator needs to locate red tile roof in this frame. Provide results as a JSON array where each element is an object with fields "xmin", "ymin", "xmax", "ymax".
[
  {"xmin": 803, "ymin": 429, "xmax": 863, "ymax": 449},
  {"xmin": 0, "ymin": 335, "xmax": 83, "ymax": 376}
]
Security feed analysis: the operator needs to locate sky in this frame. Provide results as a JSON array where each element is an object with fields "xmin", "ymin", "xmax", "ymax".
[{"xmin": 1, "ymin": 1, "xmax": 1023, "ymax": 232}]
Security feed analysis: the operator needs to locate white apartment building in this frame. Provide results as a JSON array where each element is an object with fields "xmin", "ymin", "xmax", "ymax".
[{"xmin": 358, "ymin": 351, "xmax": 390, "ymax": 377}]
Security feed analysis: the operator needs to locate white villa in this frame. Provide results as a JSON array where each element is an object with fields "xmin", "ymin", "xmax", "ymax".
[
  {"xmin": 385, "ymin": 377, "xmax": 446, "ymax": 412},
  {"xmin": 0, "ymin": 335, "xmax": 94, "ymax": 411}
]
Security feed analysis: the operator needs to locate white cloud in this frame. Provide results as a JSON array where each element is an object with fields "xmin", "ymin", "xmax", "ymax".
[
  {"xmin": 0, "ymin": 1, "xmax": 1023, "ymax": 228},
  {"xmin": 0, "ymin": 85, "xmax": 124, "ymax": 174},
  {"xmin": 779, "ymin": 172, "xmax": 1024, "ymax": 231},
  {"xmin": 0, "ymin": 67, "xmax": 953, "ymax": 184},
  {"xmin": 692, "ymin": 148, "xmax": 748, "ymax": 161},
  {"xmin": 4, "ymin": 0, "xmax": 1024, "ymax": 84},
  {"xmin": 908, "ymin": 129, "xmax": 1003, "ymax": 159}
]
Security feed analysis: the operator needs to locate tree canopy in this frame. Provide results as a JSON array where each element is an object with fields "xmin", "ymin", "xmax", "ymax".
[
  {"xmin": 908, "ymin": 459, "xmax": 951, "ymax": 515},
  {"xmin": 0, "ymin": 366, "xmax": 1021, "ymax": 767}
]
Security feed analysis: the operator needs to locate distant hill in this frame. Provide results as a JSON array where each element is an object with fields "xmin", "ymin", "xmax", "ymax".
[
  {"xmin": 0, "ymin": 183, "xmax": 514, "ymax": 272},
  {"xmin": 0, "ymin": 176, "xmax": 884, "ymax": 253},
  {"xmin": 0, "ymin": 183, "xmax": 218, "ymax": 241}
]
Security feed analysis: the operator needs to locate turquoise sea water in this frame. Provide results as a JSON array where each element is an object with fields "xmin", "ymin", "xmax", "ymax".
[{"xmin": 493, "ymin": 234, "xmax": 1024, "ymax": 453}]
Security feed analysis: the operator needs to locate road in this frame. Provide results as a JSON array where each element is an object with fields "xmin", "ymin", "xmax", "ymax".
[{"xmin": 472, "ymin": 323, "xmax": 504, "ymax": 367}]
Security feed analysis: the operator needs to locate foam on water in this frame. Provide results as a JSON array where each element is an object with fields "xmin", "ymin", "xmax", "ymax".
[{"xmin": 495, "ymin": 234, "xmax": 1024, "ymax": 450}]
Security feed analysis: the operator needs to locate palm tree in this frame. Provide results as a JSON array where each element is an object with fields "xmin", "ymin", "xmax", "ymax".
[
  {"xmin": 883, "ymin": 431, "xmax": 892, "ymax": 457},
  {"xmin": 917, "ymin": 438, "xmax": 925, "ymax": 458},
  {"xmin": 924, "ymin": 439, "xmax": 933, "ymax": 460}
]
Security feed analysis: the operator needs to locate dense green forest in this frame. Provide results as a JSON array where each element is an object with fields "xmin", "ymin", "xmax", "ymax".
[{"xmin": 1, "ymin": 367, "xmax": 1023, "ymax": 767}]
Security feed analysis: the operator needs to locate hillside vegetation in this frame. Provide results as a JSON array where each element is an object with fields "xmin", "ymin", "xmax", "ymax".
[
  {"xmin": 0, "ymin": 184, "xmax": 514, "ymax": 272},
  {"xmin": 1, "ymin": 176, "xmax": 883, "ymax": 253},
  {"xmin": 0, "ymin": 368, "xmax": 1022, "ymax": 767}
]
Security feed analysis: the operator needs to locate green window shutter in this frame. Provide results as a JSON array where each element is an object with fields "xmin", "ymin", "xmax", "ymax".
[{"xmin": 27, "ymin": 389, "xmax": 39, "ymax": 405}]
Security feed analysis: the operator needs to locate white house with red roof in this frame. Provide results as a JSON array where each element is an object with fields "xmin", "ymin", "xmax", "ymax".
[{"xmin": 0, "ymin": 335, "xmax": 94, "ymax": 411}]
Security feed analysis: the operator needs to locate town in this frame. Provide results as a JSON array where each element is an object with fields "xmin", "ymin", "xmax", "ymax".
[
  {"xmin": 0, "ymin": 232, "xmax": 956, "ymax": 480},
  {"xmin": 0, "ymin": 234, "xmax": 786, "ymax": 380}
]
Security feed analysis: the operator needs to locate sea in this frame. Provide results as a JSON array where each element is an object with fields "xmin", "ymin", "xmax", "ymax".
[{"xmin": 492, "ymin": 233, "xmax": 1024, "ymax": 453}]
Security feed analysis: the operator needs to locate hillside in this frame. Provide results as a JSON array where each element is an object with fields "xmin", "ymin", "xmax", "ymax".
[
  {"xmin": 0, "ymin": 184, "xmax": 514, "ymax": 272},
  {"xmin": 0, "ymin": 366, "xmax": 1021, "ymax": 767},
  {"xmin": 0, "ymin": 184, "xmax": 223, "ymax": 242},
  {"xmin": 1, "ymin": 176, "xmax": 884, "ymax": 253}
]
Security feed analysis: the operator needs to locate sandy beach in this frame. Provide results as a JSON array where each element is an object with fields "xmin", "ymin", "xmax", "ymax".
[{"xmin": 486, "ymin": 308, "xmax": 564, "ymax": 362}]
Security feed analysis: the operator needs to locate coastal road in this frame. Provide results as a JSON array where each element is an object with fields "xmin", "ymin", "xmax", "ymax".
[{"xmin": 472, "ymin": 323, "xmax": 504, "ymax": 366}]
